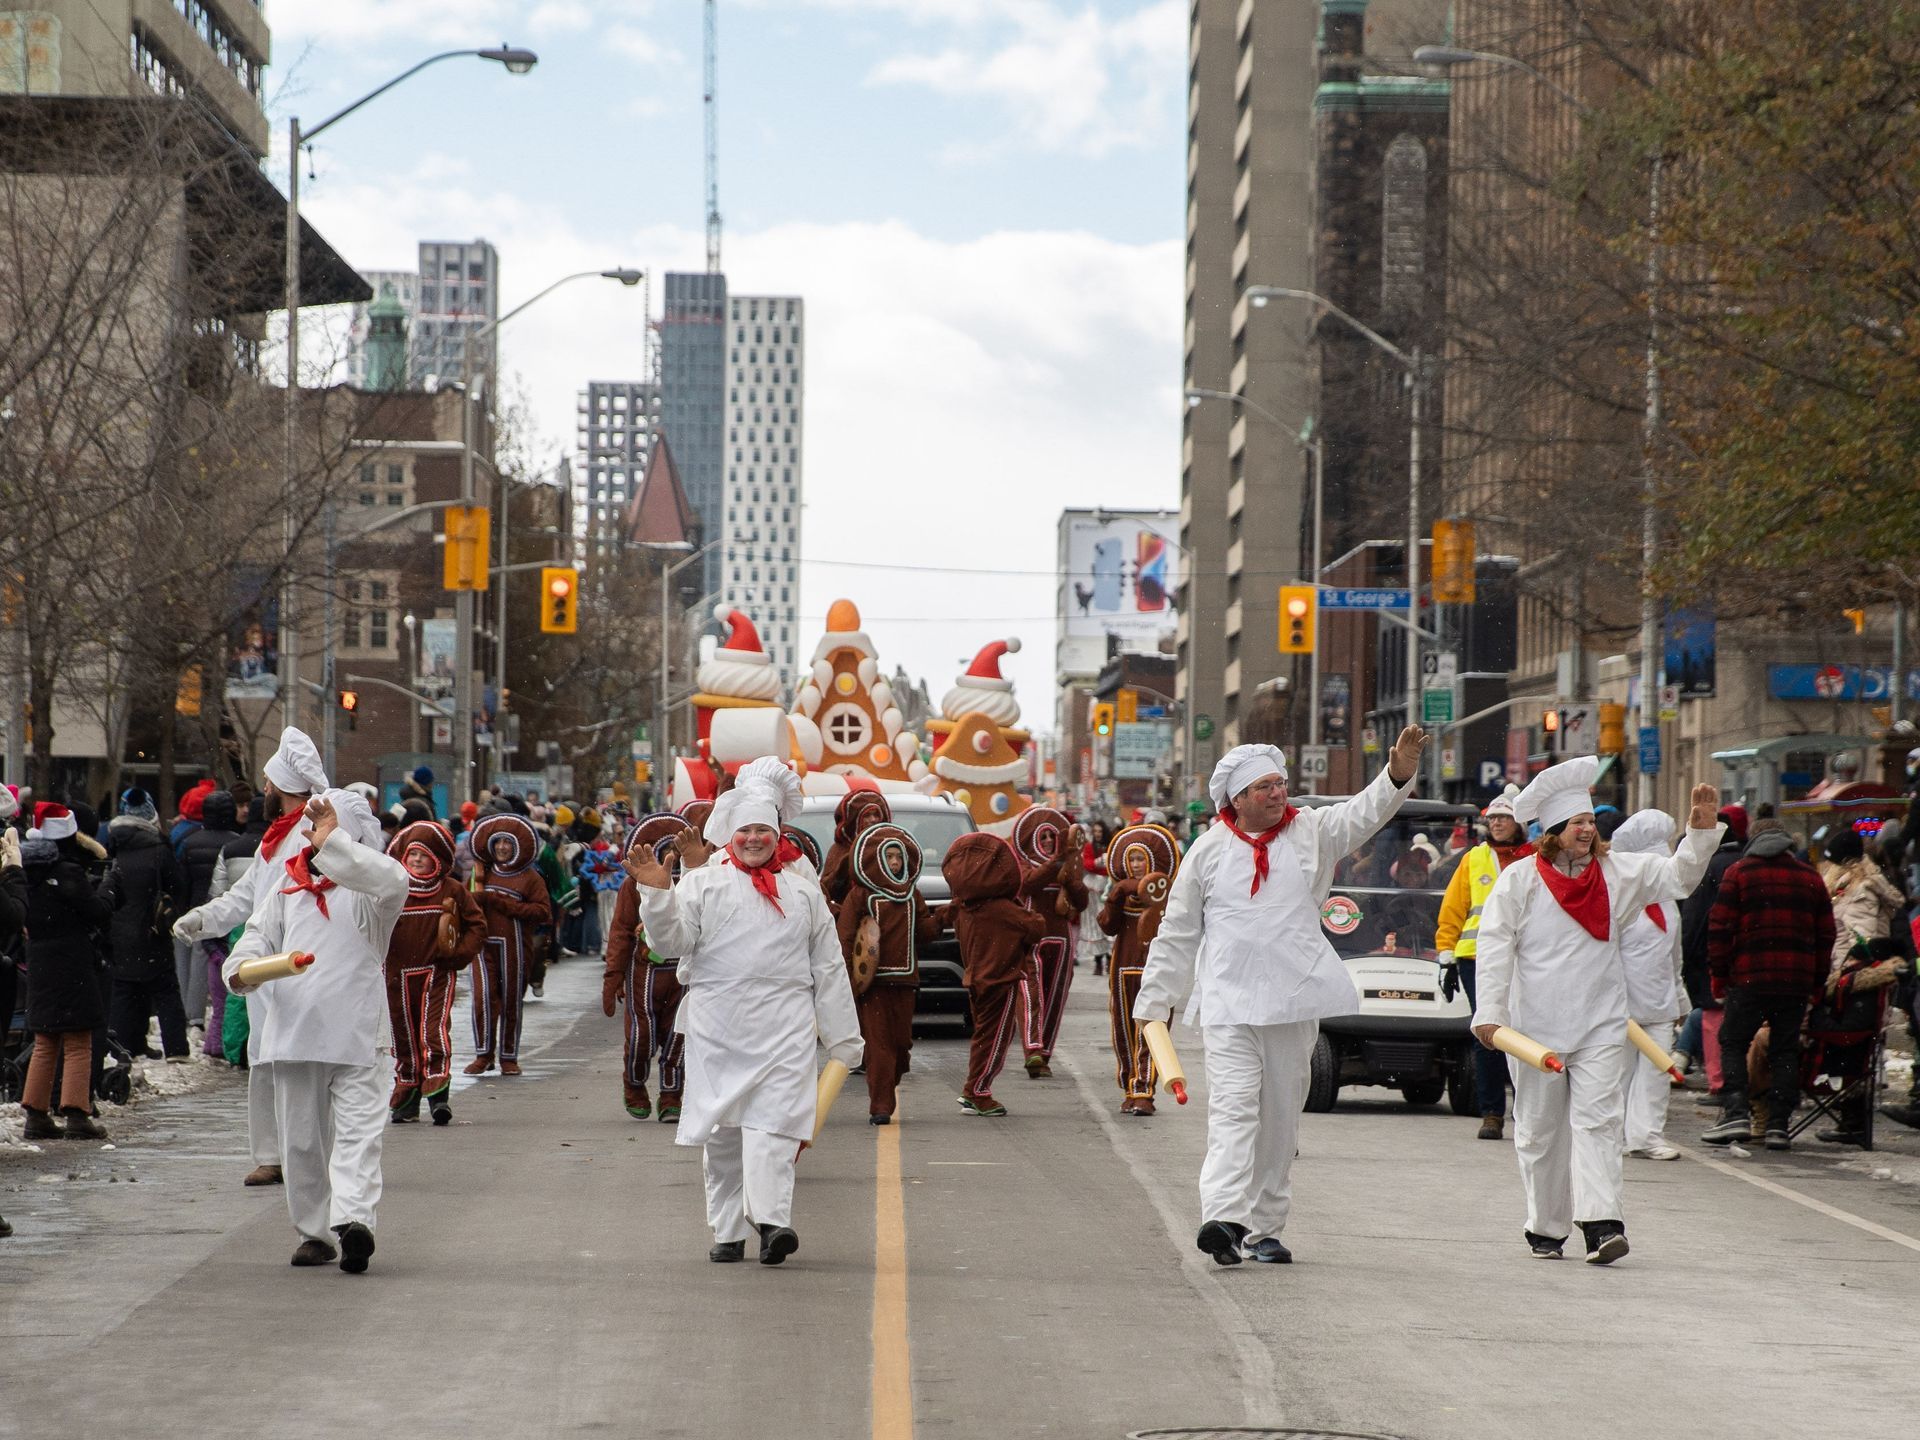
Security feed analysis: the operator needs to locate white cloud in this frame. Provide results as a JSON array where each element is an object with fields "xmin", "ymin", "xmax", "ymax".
[
  {"xmin": 608, "ymin": 24, "xmax": 684, "ymax": 67},
  {"xmin": 297, "ymin": 163, "xmax": 1179, "ymax": 726},
  {"xmin": 529, "ymin": 1, "xmax": 594, "ymax": 33}
]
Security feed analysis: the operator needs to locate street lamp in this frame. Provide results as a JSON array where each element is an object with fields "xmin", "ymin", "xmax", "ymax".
[
  {"xmin": 1244, "ymin": 286, "xmax": 1426, "ymax": 740},
  {"xmin": 1413, "ymin": 43, "xmax": 1664, "ymax": 809},
  {"xmin": 1185, "ymin": 387, "xmax": 1328, "ymax": 752},
  {"xmin": 452, "ymin": 267, "xmax": 644, "ymax": 807},
  {"xmin": 281, "ymin": 45, "xmax": 537, "ymax": 742}
]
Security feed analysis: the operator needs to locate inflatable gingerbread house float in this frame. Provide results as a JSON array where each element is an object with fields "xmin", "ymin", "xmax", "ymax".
[
  {"xmin": 789, "ymin": 599, "xmax": 930, "ymax": 792},
  {"xmin": 671, "ymin": 606, "xmax": 794, "ymax": 807},
  {"xmin": 924, "ymin": 639, "xmax": 1034, "ymax": 834}
]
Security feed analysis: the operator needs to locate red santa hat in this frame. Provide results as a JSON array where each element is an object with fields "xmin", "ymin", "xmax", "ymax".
[
  {"xmin": 959, "ymin": 638, "xmax": 1021, "ymax": 692},
  {"xmin": 712, "ymin": 605, "xmax": 771, "ymax": 666},
  {"xmin": 30, "ymin": 801, "xmax": 76, "ymax": 842}
]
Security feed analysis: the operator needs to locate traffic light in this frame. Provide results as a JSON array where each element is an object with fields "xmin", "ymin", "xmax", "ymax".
[
  {"xmin": 540, "ymin": 566, "xmax": 579, "ymax": 634},
  {"xmin": 1542, "ymin": 708, "xmax": 1561, "ymax": 735},
  {"xmin": 1091, "ymin": 702, "xmax": 1115, "ymax": 738},
  {"xmin": 1116, "ymin": 688, "xmax": 1138, "ymax": 724},
  {"xmin": 337, "ymin": 688, "xmax": 359, "ymax": 730},
  {"xmin": 442, "ymin": 505, "xmax": 491, "ymax": 591},
  {"xmin": 1598, "ymin": 702, "xmax": 1626, "ymax": 754},
  {"xmin": 1279, "ymin": 584, "xmax": 1317, "ymax": 654},
  {"xmin": 1844, "ymin": 606, "xmax": 1867, "ymax": 634}
]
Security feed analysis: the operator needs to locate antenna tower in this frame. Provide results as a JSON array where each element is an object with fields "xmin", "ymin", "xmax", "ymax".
[{"xmin": 704, "ymin": 0, "xmax": 721, "ymax": 272}]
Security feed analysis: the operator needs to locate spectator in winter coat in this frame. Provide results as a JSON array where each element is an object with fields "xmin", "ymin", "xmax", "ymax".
[
  {"xmin": 1702, "ymin": 819, "xmax": 1836, "ymax": 1150},
  {"xmin": 168, "ymin": 778, "xmax": 216, "ymax": 853},
  {"xmin": 208, "ymin": 797, "xmax": 268, "ymax": 1061},
  {"xmin": 1674, "ymin": 805, "xmax": 1750, "ymax": 1084},
  {"xmin": 19, "ymin": 804, "xmax": 113, "ymax": 1140},
  {"xmin": 1819, "ymin": 828, "xmax": 1905, "ymax": 973},
  {"xmin": 179, "ymin": 789, "xmax": 241, "ymax": 1050},
  {"xmin": 105, "ymin": 788, "xmax": 191, "ymax": 1061}
]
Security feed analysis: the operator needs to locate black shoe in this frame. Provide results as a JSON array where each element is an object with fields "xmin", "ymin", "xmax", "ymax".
[
  {"xmin": 428, "ymin": 1089, "xmax": 452, "ymax": 1127},
  {"xmin": 1815, "ymin": 1128, "xmax": 1870, "ymax": 1148},
  {"xmin": 1763, "ymin": 1128, "xmax": 1791, "ymax": 1151},
  {"xmin": 21, "ymin": 1106, "xmax": 61, "ymax": 1141},
  {"xmin": 291, "ymin": 1238, "xmax": 337, "ymax": 1267},
  {"xmin": 60, "ymin": 1107, "xmax": 107, "ymax": 1141},
  {"xmin": 1701, "ymin": 1111, "xmax": 1752, "ymax": 1145},
  {"xmin": 868, "ymin": 1114, "xmax": 891, "ymax": 1125},
  {"xmin": 390, "ymin": 1090, "xmax": 422, "ymax": 1124},
  {"xmin": 1881, "ymin": 1103, "xmax": 1920, "ymax": 1130},
  {"xmin": 1525, "ymin": 1230, "xmax": 1565, "ymax": 1259},
  {"xmin": 758, "ymin": 1224, "xmax": 799, "ymax": 1266},
  {"xmin": 709, "ymin": 1240, "xmax": 747, "ymax": 1263},
  {"xmin": 0, "ymin": 1215, "xmax": 11, "ymax": 1238},
  {"xmin": 1245, "ymin": 1237, "xmax": 1292, "ymax": 1264},
  {"xmin": 1195, "ymin": 1220, "xmax": 1248, "ymax": 1266},
  {"xmin": 1580, "ymin": 1221, "xmax": 1629, "ymax": 1266},
  {"xmin": 334, "ymin": 1222, "xmax": 375, "ymax": 1274}
]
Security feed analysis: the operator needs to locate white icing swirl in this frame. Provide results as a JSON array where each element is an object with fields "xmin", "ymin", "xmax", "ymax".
[
  {"xmin": 941, "ymin": 682, "xmax": 1021, "ymax": 727},
  {"xmin": 697, "ymin": 655, "xmax": 781, "ymax": 702}
]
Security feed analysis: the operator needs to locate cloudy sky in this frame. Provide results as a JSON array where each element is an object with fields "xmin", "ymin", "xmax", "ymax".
[{"xmin": 273, "ymin": 0, "xmax": 1186, "ymax": 727}]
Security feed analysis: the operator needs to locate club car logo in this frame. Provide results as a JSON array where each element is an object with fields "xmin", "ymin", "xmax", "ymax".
[{"xmin": 1320, "ymin": 895, "xmax": 1364, "ymax": 934}]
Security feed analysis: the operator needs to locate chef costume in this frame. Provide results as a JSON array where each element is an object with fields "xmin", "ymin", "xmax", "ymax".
[
  {"xmin": 1608, "ymin": 808, "xmax": 1687, "ymax": 1158},
  {"xmin": 636, "ymin": 763, "xmax": 862, "ymax": 1256},
  {"xmin": 222, "ymin": 789, "xmax": 409, "ymax": 1260},
  {"xmin": 175, "ymin": 726, "xmax": 328, "ymax": 1176},
  {"xmin": 1134, "ymin": 743, "xmax": 1415, "ymax": 1262},
  {"xmin": 1471, "ymin": 760, "xmax": 1719, "ymax": 1257}
]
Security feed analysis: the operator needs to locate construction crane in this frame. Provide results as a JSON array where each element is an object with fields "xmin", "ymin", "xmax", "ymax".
[{"xmin": 704, "ymin": 0, "xmax": 721, "ymax": 273}]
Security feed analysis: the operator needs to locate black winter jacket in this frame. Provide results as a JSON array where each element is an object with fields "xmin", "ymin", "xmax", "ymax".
[
  {"xmin": 23, "ymin": 837, "xmax": 110, "ymax": 1030},
  {"xmin": 1681, "ymin": 839, "xmax": 1747, "ymax": 1009},
  {"xmin": 179, "ymin": 791, "xmax": 240, "ymax": 908},
  {"xmin": 105, "ymin": 818, "xmax": 185, "ymax": 977}
]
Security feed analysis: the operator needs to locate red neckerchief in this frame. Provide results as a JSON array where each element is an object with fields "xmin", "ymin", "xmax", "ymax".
[
  {"xmin": 1535, "ymin": 851, "xmax": 1610, "ymax": 941},
  {"xmin": 260, "ymin": 809, "xmax": 303, "ymax": 862},
  {"xmin": 1491, "ymin": 840, "xmax": 1535, "ymax": 870},
  {"xmin": 1645, "ymin": 904, "xmax": 1668, "ymax": 932},
  {"xmin": 1219, "ymin": 803, "xmax": 1298, "ymax": 896},
  {"xmin": 726, "ymin": 837, "xmax": 803, "ymax": 913},
  {"xmin": 281, "ymin": 845, "xmax": 337, "ymax": 919}
]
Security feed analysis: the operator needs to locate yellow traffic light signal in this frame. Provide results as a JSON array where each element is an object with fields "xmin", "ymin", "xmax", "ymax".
[
  {"xmin": 338, "ymin": 688, "xmax": 359, "ymax": 713},
  {"xmin": 540, "ymin": 566, "xmax": 579, "ymax": 634},
  {"xmin": 1598, "ymin": 702, "xmax": 1626, "ymax": 754},
  {"xmin": 1116, "ymin": 688, "xmax": 1138, "ymax": 724},
  {"xmin": 1542, "ymin": 708, "xmax": 1561, "ymax": 734},
  {"xmin": 1278, "ymin": 584, "xmax": 1317, "ymax": 654},
  {"xmin": 442, "ymin": 505, "xmax": 491, "ymax": 591},
  {"xmin": 1844, "ymin": 607, "xmax": 1867, "ymax": 634},
  {"xmin": 1091, "ymin": 702, "xmax": 1115, "ymax": 738}
]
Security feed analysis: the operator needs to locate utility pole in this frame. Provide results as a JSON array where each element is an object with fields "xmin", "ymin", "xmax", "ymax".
[{"xmin": 704, "ymin": 0, "xmax": 722, "ymax": 273}]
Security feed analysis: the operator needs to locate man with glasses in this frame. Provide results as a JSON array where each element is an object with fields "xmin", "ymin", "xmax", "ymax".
[{"xmin": 1135, "ymin": 728, "xmax": 1429, "ymax": 1266}]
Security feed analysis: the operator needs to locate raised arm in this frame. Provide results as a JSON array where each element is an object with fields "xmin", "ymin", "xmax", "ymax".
[
  {"xmin": 1312, "ymin": 756, "xmax": 1419, "ymax": 866},
  {"xmin": 635, "ymin": 872, "xmax": 703, "ymax": 972},
  {"xmin": 1133, "ymin": 844, "xmax": 1207, "ymax": 1021}
]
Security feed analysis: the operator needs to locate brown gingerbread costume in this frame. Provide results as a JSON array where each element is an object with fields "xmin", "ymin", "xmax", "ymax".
[
  {"xmin": 940, "ymin": 833, "xmax": 1047, "ymax": 1114},
  {"xmin": 385, "ymin": 821, "xmax": 486, "ymax": 1123},
  {"xmin": 603, "ymin": 813, "xmax": 691, "ymax": 1121},
  {"xmin": 467, "ymin": 814, "xmax": 550, "ymax": 1075},
  {"xmin": 1097, "ymin": 824, "xmax": 1181, "ymax": 1115},
  {"xmin": 836, "ymin": 823, "xmax": 934, "ymax": 1122},
  {"xmin": 1011, "ymin": 808, "xmax": 1089, "ymax": 1075},
  {"xmin": 821, "ymin": 788, "xmax": 892, "ymax": 908}
]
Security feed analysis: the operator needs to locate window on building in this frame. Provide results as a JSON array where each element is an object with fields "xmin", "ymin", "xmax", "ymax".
[{"xmin": 1381, "ymin": 133, "xmax": 1429, "ymax": 321}]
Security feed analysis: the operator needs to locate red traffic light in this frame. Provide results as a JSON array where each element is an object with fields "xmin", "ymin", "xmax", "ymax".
[{"xmin": 548, "ymin": 572, "xmax": 573, "ymax": 598}]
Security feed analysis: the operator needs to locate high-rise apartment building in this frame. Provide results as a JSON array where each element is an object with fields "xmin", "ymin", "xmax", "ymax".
[
  {"xmin": 411, "ymin": 239, "xmax": 498, "ymax": 387},
  {"xmin": 659, "ymin": 271, "xmax": 729, "ymax": 600},
  {"xmin": 722, "ymin": 295, "xmax": 804, "ymax": 679},
  {"xmin": 346, "ymin": 270, "xmax": 417, "ymax": 389},
  {"xmin": 576, "ymin": 379, "xmax": 663, "ymax": 557}
]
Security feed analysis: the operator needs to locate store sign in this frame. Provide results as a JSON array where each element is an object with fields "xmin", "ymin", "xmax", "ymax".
[
  {"xmin": 1768, "ymin": 664, "xmax": 1920, "ymax": 702},
  {"xmin": 1112, "ymin": 721, "xmax": 1174, "ymax": 779}
]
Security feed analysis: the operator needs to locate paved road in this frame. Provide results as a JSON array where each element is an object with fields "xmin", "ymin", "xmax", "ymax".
[{"xmin": 6, "ymin": 955, "xmax": 1920, "ymax": 1440}]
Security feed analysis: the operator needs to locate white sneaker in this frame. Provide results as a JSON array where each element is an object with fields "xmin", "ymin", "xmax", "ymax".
[{"xmin": 1629, "ymin": 1143, "xmax": 1681, "ymax": 1161}]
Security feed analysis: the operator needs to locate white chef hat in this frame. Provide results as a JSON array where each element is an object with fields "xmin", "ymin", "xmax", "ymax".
[
  {"xmin": 321, "ymin": 787, "xmax": 384, "ymax": 851},
  {"xmin": 1513, "ymin": 756, "xmax": 1599, "ymax": 833},
  {"xmin": 263, "ymin": 726, "xmax": 329, "ymax": 795},
  {"xmin": 705, "ymin": 758, "xmax": 803, "ymax": 845},
  {"xmin": 1609, "ymin": 807, "xmax": 1675, "ymax": 856},
  {"xmin": 1208, "ymin": 744, "xmax": 1287, "ymax": 811},
  {"xmin": 1483, "ymin": 783, "xmax": 1522, "ymax": 820}
]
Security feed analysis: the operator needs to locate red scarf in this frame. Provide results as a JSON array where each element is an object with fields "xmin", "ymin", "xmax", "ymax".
[
  {"xmin": 260, "ymin": 808, "xmax": 303, "ymax": 863},
  {"xmin": 726, "ymin": 837, "xmax": 804, "ymax": 914},
  {"xmin": 1219, "ymin": 803, "xmax": 1299, "ymax": 896},
  {"xmin": 1491, "ymin": 840, "xmax": 1536, "ymax": 870},
  {"xmin": 1645, "ymin": 904, "xmax": 1668, "ymax": 932},
  {"xmin": 280, "ymin": 846, "xmax": 337, "ymax": 919},
  {"xmin": 1535, "ymin": 852, "xmax": 1610, "ymax": 941}
]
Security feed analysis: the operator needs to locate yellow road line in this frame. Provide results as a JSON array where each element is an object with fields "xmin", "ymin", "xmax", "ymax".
[
  {"xmin": 873, "ymin": 1106, "xmax": 913, "ymax": 1440},
  {"xmin": 1685, "ymin": 1148, "xmax": 1920, "ymax": 1254}
]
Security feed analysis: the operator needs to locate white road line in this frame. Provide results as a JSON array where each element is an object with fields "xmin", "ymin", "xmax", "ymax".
[
  {"xmin": 1060, "ymin": 1032, "xmax": 1278, "ymax": 1424},
  {"xmin": 1684, "ymin": 1148, "xmax": 1920, "ymax": 1254}
]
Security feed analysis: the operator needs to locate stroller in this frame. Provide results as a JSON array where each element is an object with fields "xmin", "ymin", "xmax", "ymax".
[{"xmin": 1788, "ymin": 953, "xmax": 1896, "ymax": 1150}]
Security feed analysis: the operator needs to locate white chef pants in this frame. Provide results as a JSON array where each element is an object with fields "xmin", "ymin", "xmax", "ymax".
[
  {"xmin": 1510, "ymin": 1041, "xmax": 1630, "ymax": 1239},
  {"xmin": 247, "ymin": 1061, "xmax": 280, "ymax": 1166},
  {"xmin": 1198, "ymin": 1020, "xmax": 1317, "ymax": 1240},
  {"xmin": 703, "ymin": 1125, "xmax": 796, "ymax": 1243},
  {"xmin": 274, "ymin": 1059, "xmax": 389, "ymax": 1244},
  {"xmin": 1623, "ymin": 1019, "xmax": 1675, "ymax": 1153}
]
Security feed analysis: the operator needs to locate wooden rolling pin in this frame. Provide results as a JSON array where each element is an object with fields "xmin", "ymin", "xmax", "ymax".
[
  {"xmin": 230, "ymin": 951, "xmax": 315, "ymax": 989},
  {"xmin": 1140, "ymin": 1019, "xmax": 1189, "ymax": 1104},
  {"xmin": 1487, "ymin": 1025, "xmax": 1564, "ymax": 1074},
  {"xmin": 804, "ymin": 1057, "xmax": 851, "ymax": 1151},
  {"xmin": 1627, "ymin": 1020, "xmax": 1686, "ymax": 1082}
]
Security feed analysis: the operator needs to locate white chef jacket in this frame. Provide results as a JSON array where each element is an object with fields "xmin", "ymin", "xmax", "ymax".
[
  {"xmin": 180, "ymin": 817, "xmax": 307, "ymax": 940},
  {"xmin": 1619, "ymin": 898, "xmax": 1684, "ymax": 1024},
  {"xmin": 222, "ymin": 830, "xmax": 409, "ymax": 1067},
  {"xmin": 1134, "ymin": 764, "xmax": 1417, "ymax": 1029},
  {"xmin": 1472, "ymin": 826, "xmax": 1720, "ymax": 1053},
  {"xmin": 638, "ymin": 856, "xmax": 863, "ymax": 1147}
]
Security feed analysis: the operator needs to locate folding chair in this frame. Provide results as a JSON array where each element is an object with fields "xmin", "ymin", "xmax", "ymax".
[{"xmin": 1790, "ymin": 988, "xmax": 1889, "ymax": 1150}]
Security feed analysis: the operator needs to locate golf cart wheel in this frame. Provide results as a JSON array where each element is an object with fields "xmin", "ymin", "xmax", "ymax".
[
  {"xmin": 1305, "ymin": 1033, "xmax": 1340, "ymax": 1112},
  {"xmin": 1447, "ymin": 1046, "xmax": 1477, "ymax": 1116},
  {"xmin": 1400, "ymin": 1078, "xmax": 1445, "ymax": 1107}
]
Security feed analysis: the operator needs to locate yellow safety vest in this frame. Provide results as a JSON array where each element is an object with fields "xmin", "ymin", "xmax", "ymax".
[{"xmin": 1454, "ymin": 843, "xmax": 1502, "ymax": 959}]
